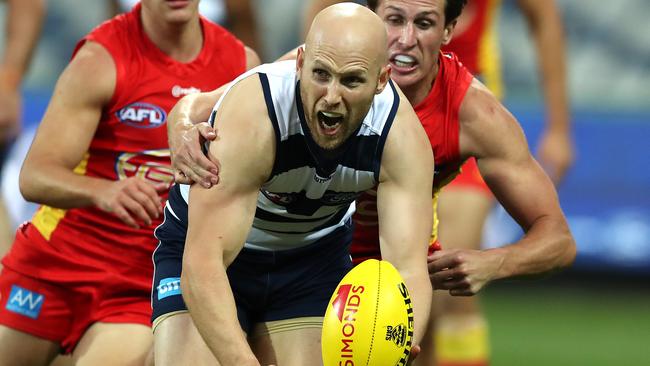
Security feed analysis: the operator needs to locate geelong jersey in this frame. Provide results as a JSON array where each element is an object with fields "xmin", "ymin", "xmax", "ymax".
[
  {"xmin": 351, "ymin": 52, "xmax": 473, "ymax": 261},
  {"xmin": 442, "ymin": 0, "xmax": 503, "ymax": 97},
  {"xmin": 2, "ymin": 3, "xmax": 246, "ymax": 279},
  {"xmin": 171, "ymin": 60, "xmax": 400, "ymax": 251}
]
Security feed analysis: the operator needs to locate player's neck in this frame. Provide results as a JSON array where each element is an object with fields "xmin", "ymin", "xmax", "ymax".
[
  {"xmin": 401, "ymin": 62, "xmax": 438, "ymax": 107},
  {"xmin": 141, "ymin": 15, "xmax": 203, "ymax": 63}
]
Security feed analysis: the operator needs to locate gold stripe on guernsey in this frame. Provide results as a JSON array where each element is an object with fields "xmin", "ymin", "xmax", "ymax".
[
  {"xmin": 32, "ymin": 153, "xmax": 90, "ymax": 241},
  {"xmin": 431, "ymin": 165, "xmax": 462, "ymax": 246},
  {"xmin": 430, "ymin": 191, "xmax": 440, "ymax": 245},
  {"xmin": 478, "ymin": 0, "xmax": 504, "ymax": 99}
]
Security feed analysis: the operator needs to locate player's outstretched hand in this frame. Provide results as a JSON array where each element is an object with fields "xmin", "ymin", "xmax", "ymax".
[
  {"xmin": 170, "ymin": 121, "xmax": 219, "ymax": 187},
  {"xmin": 93, "ymin": 177, "xmax": 167, "ymax": 229},
  {"xmin": 427, "ymin": 249, "xmax": 502, "ymax": 296},
  {"xmin": 537, "ymin": 127, "xmax": 574, "ymax": 185}
]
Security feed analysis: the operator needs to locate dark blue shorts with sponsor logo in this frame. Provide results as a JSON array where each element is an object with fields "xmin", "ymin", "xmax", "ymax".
[{"xmin": 152, "ymin": 186, "xmax": 354, "ymax": 334}]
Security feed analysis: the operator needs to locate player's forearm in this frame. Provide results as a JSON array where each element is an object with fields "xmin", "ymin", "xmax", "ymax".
[
  {"xmin": 2, "ymin": 0, "xmax": 46, "ymax": 88},
  {"xmin": 394, "ymin": 264, "xmax": 432, "ymax": 346},
  {"xmin": 181, "ymin": 258, "xmax": 259, "ymax": 366},
  {"xmin": 19, "ymin": 163, "xmax": 109, "ymax": 208},
  {"xmin": 489, "ymin": 215, "xmax": 576, "ymax": 279},
  {"xmin": 525, "ymin": 2, "xmax": 570, "ymax": 133}
]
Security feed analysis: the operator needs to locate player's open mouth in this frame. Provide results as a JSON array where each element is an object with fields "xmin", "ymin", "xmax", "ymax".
[
  {"xmin": 317, "ymin": 111, "xmax": 343, "ymax": 136},
  {"xmin": 390, "ymin": 54, "xmax": 418, "ymax": 72}
]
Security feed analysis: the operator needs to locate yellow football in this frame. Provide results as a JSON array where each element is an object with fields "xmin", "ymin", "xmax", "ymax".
[{"xmin": 322, "ymin": 259, "xmax": 414, "ymax": 366}]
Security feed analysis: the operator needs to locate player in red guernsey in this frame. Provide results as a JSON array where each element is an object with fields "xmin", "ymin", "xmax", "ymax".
[
  {"xmin": 435, "ymin": 1, "xmax": 574, "ymax": 365},
  {"xmin": 0, "ymin": 1, "xmax": 259, "ymax": 365}
]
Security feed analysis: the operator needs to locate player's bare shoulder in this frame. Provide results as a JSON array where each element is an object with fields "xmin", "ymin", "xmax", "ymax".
[
  {"xmin": 458, "ymin": 78, "xmax": 527, "ymax": 160},
  {"xmin": 379, "ymin": 84, "xmax": 434, "ymax": 184},
  {"xmin": 208, "ymin": 73, "xmax": 276, "ymax": 187},
  {"xmin": 60, "ymin": 41, "xmax": 116, "ymax": 106}
]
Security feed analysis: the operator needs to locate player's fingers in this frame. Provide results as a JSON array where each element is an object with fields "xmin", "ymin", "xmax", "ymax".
[
  {"xmin": 185, "ymin": 150, "xmax": 219, "ymax": 187},
  {"xmin": 449, "ymin": 287, "xmax": 475, "ymax": 296},
  {"xmin": 131, "ymin": 189, "xmax": 161, "ymax": 221},
  {"xmin": 427, "ymin": 255, "xmax": 460, "ymax": 273},
  {"xmin": 174, "ymin": 161, "xmax": 204, "ymax": 185},
  {"xmin": 174, "ymin": 156, "xmax": 212, "ymax": 186},
  {"xmin": 441, "ymin": 277, "xmax": 471, "ymax": 291},
  {"xmin": 111, "ymin": 205, "xmax": 139, "ymax": 229},
  {"xmin": 197, "ymin": 122, "xmax": 217, "ymax": 141},
  {"xmin": 429, "ymin": 269, "xmax": 457, "ymax": 288},
  {"xmin": 121, "ymin": 195, "xmax": 153, "ymax": 226},
  {"xmin": 174, "ymin": 170, "xmax": 193, "ymax": 185},
  {"xmin": 137, "ymin": 180, "xmax": 165, "ymax": 204}
]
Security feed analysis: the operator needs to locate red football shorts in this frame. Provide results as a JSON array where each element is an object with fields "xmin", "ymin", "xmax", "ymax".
[
  {"xmin": 0, "ymin": 267, "xmax": 152, "ymax": 353},
  {"xmin": 0, "ymin": 224, "xmax": 153, "ymax": 354}
]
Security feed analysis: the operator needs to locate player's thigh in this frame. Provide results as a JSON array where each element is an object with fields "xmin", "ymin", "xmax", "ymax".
[
  {"xmin": 0, "ymin": 325, "xmax": 60, "ymax": 366},
  {"xmin": 437, "ymin": 188, "xmax": 493, "ymax": 250},
  {"xmin": 250, "ymin": 317, "xmax": 323, "ymax": 366},
  {"xmin": 49, "ymin": 355, "xmax": 73, "ymax": 366},
  {"xmin": 435, "ymin": 187, "xmax": 489, "ymax": 314},
  {"xmin": 154, "ymin": 312, "xmax": 220, "ymax": 366},
  {"xmin": 71, "ymin": 322, "xmax": 152, "ymax": 366}
]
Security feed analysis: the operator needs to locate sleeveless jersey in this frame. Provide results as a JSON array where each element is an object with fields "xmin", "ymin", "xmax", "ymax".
[
  {"xmin": 170, "ymin": 61, "xmax": 400, "ymax": 251},
  {"xmin": 2, "ymin": 3, "xmax": 246, "ymax": 278},
  {"xmin": 351, "ymin": 52, "xmax": 473, "ymax": 262},
  {"xmin": 442, "ymin": 0, "xmax": 503, "ymax": 98}
]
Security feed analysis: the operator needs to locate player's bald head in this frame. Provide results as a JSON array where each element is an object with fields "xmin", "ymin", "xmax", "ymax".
[
  {"xmin": 297, "ymin": 3, "xmax": 392, "ymax": 152},
  {"xmin": 304, "ymin": 3, "xmax": 388, "ymax": 67}
]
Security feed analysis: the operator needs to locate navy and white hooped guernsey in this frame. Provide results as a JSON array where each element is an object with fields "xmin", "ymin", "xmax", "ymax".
[{"xmin": 172, "ymin": 61, "xmax": 400, "ymax": 250}]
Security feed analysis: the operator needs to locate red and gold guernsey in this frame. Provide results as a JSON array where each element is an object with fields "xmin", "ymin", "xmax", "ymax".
[
  {"xmin": 442, "ymin": 0, "xmax": 503, "ymax": 98},
  {"xmin": 3, "ymin": 3, "xmax": 246, "ymax": 280},
  {"xmin": 351, "ymin": 52, "xmax": 473, "ymax": 263}
]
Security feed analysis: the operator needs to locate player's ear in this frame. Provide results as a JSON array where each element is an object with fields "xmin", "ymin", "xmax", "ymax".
[
  {"xmin": 442, "ymin": 20, "xmax": 457, "ymax": 45},
  {"xmin": 376, "ymin": 64, "xmax": 391, "ymax": 94},
  {"xmin": 296, "ymin": 46, "xmax": 305, "ymax": 72}
]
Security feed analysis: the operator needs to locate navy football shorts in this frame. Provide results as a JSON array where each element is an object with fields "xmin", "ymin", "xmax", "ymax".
[{"xmin": 151, "ymin": 202, "xmax": 353, "ymax": 334}]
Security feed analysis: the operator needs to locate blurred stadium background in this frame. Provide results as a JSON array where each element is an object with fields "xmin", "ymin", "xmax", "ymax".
[{"xmin": 1, "ymin": 0, "xmax": 649, "ymax": 364}]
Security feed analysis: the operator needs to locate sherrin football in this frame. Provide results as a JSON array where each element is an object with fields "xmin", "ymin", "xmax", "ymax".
[{"xmin": 322, "ymin": 259, "xmax": 414, "ymax": 366}]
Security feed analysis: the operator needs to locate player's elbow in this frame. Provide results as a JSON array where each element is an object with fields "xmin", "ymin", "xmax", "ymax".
[
  {"xmin": 558, "ymin": 232, "xmax": 577, "ymax": 268},
  {"xmin": 180, "ymin": 254, "xmax": 202, "ymax": 308},
  {"xmin": 18, "ymin": 162, "xmax": 41, "ymax": 202},
  {"xmin": 179, "ymin": 270, "xmax": 194, "ymax": 306},
  {"xmin": 552, "ymin": 227, "xmax": 577, "ymax": 270},
  {"xmin": 181, "ymin": 246, "xmax": 225, "ymax": 305}
]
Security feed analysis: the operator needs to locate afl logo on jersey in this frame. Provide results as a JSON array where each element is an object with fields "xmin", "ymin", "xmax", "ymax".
[{"xmin": 116, "ymin": 102, "xmax": 167, "ymax": 128}]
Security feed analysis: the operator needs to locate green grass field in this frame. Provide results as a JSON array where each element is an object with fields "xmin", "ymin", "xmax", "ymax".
[{"xmin": 480, "ymin": 275, "xmax": 650, "ymax": 365}]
